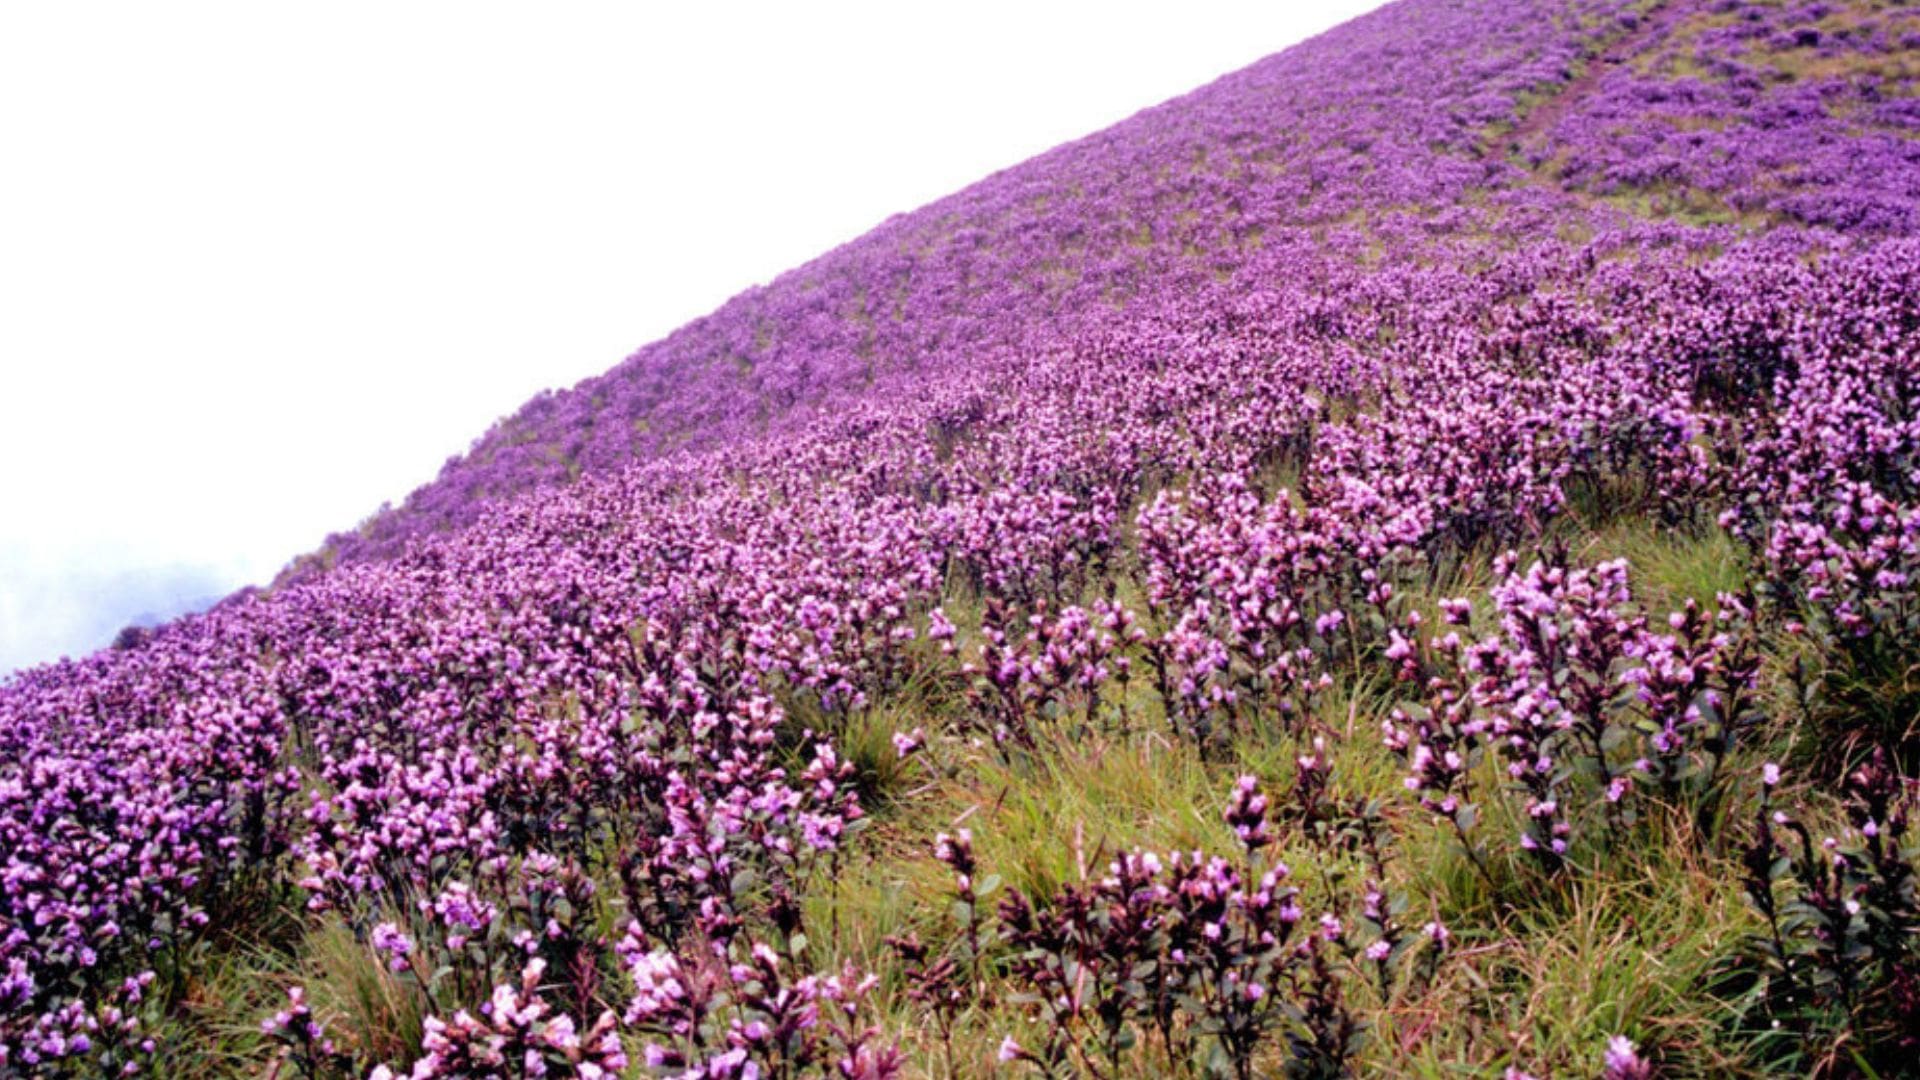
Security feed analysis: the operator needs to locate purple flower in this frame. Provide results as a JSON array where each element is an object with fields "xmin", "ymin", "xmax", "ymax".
[{"xmin": 1603, "ymin": 1035, "xmax": 1651, "ymax": 1080}]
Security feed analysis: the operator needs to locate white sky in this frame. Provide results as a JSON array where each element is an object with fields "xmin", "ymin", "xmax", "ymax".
[{"xmin": 0, "ymin": 1, "xmax": 1384, "ymax": 675}]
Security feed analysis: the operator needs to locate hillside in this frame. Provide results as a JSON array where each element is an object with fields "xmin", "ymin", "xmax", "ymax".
[
  {"xmin": 301, "ymin": 0, "xmax": 1918, "ymax": 571},
  {"xmin": 5, "ymin": 1, "xmax": 1920, "ymax": 1076}
]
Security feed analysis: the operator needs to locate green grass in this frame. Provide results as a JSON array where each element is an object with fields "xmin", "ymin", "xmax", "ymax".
[
  {"xmin": 789, "ymin": 674, "xmax": 1791, "ymax": 1076},
  {"xmin": 1575, "ymin": 515, "xmax": 1748, "ymax": 614}
]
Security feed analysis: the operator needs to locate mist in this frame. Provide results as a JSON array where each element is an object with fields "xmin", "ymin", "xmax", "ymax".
[{"xmin": 0, "ymin": 546, "xmax": 235, "ymax": 676}]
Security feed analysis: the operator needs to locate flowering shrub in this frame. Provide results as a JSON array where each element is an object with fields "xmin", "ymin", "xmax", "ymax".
[
  {"xmin": 1384, "ymin": 551, "xmax": 1761, "ymax": 873},
  {"xmin": 1739, "ymin": 751, "xmax": 1920, "ymax": 1071},
  {"xmin": 953, "ymin": 597, "xmax": 1138, "ymax": 753},
  {"xmin": 373, "ymin": 960, "xmax": 627, "ymax": 1080},
  {"xmin": 1135, "ymin": 478, "xmax": 1347, "ymax": 751},
  {"xmin": 982, "ymin": 775, "xmax": 1442, "ymax": 1078},
  {"xmin": 621, "ymin": 932, "xmax": 903, "ymax": 1079}
]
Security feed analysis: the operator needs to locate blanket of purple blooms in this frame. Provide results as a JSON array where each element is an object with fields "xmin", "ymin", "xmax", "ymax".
[{"xmin": 6, "ymin": 0, "xmax": 1920, "ymax": 1076}]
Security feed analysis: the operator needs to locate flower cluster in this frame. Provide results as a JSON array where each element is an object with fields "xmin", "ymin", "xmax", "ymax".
[
  {"xmin": 985, "ymin": 776, "xmax": 1435, "ymax": 1078},
  {"xmin": 621, "ymin": 931, "xmax": 903, "ymax": 1080},
  {"xmin": 1740, "ymin": 751, "xmax": 1920, "ymax": 1072},
  {"xmin": 1384, "ymin": 550, "xmax": 1759, "ymax": 872},
  {"xmin": 373, "ymin": 960, "xmax": 627, "ymax": 1080},
  {"xmin": 954, "ymin": 598, "xmax": 1136, "ymax": 752}
]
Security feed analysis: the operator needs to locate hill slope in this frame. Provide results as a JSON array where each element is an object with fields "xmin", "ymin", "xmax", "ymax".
[
  {"xmin": 303, "ymin": 0, "xmax": 1919, "ymax": 571},
  {"xmin": 6, "ymin": 1, "xmax": 1920, "ymax": 1076}
]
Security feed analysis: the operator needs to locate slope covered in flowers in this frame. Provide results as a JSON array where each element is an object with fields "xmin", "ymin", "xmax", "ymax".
[
  {"xmin": 6, "ymin": 0, "xmax": 1920, "ymax": 1077},
  {"xmin": 306, "ymin": 0, "xmax": 1917, "ymax": 570}
]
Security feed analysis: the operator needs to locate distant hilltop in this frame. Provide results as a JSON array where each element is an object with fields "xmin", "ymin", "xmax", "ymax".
[{"xmin": 292, "ymin": 0, "xmax": 1920, "ymax": 576}]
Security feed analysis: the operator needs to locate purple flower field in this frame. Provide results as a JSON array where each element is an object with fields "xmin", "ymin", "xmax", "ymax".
[{"xmin": 5, "ymin": 0, "xmax": 1920, "ymax": 1075}]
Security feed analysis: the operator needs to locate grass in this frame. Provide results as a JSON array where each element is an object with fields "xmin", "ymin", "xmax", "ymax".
[
  {"xmin": 143, "ymin": 877, "xmax": 308, "ymax": 1077},
  {"xmin": 1575, "ymin": 514, "xmax": 1748, "ymax": 614},
  {"xmin": 139, "ymin": 879, "xmax": 457, "ymax": 1078}
]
